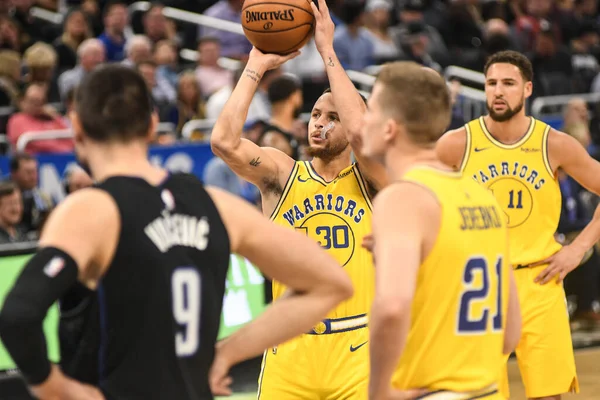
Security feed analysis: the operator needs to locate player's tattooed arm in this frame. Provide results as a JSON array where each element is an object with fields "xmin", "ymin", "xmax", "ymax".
[
  {"xmin": 249, "ymin": 157, "xmax": 262, "ymax": 167},
  {"xmin": 327, "ymin": 57, "xmax": 334, "ymax": 67},
  {"xmin": 245, "ymin": 68, "xmax": 262, "ymax": 83}
]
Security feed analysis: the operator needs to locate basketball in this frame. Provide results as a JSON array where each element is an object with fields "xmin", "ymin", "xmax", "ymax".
[{"xmin": 241, "ymin": 0, "xmax": 315, "ymax": 55}]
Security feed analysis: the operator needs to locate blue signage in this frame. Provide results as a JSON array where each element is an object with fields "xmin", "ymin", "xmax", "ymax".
[{"xmin": 0, "ymin": 143, "xmax": 216, "ymax": 203}]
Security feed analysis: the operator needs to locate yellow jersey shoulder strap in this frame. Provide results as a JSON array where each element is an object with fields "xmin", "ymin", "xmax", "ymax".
[{"xmin": 401, "ymin": 166, "xmax": 462, "ymax": 201}]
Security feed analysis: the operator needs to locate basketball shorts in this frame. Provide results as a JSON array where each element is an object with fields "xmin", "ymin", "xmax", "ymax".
[
  {"xmin": 258, "ymin": 313, "xmax": 369, "ymax": 400},
  {"xmin": 499, "ymin": 264, "xmax": 579, "ymax": 399},
  {"xmin": 416, "ymin": 384, "xmax": 503, "ymax": 399}
]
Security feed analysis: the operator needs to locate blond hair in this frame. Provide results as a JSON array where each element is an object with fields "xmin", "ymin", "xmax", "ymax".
[
  {"xmin": 375, "ymin": 62, "xmax": 451, "ymax": 145},
  {"xmin": 0, "ymin": 50, "xmax": 21, "ymax": 79},
  {"xmin": 23, "ymin": 42, "xmax": 58, "ymax": 69}
]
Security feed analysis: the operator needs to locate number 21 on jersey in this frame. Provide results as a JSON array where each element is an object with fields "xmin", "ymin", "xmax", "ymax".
[
  {"xmin": 172, "ymin": 267, "xmax": 202, "ymax": 357},
  {"xmin": 457, "ymin": 256, "xmax": 503, "ymax": 334}
]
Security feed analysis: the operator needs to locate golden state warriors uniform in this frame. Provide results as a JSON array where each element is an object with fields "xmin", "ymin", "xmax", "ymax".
[
  {"xmin": 461, "ymin": 117, "xmax": 578, "ymax": 399},
  {"xmin": 391, "ymin": 166, "xmax": 508, "ymax": 400},
  {"xmin": 258, "ymin": 161, "xmax": 374, "ymax": 400}
]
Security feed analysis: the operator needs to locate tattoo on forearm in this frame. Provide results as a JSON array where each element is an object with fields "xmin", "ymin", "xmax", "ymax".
[
  {"xmin": 245, "ymin": 68, "xmax": 262, "ymax": 82},
  {"xmin": 327, "ymin": 57, "xmax": 335, "ymax": 67},
  {"xmin": 249, "ymin": 157, "xmax": 262, "ymax": 167}
]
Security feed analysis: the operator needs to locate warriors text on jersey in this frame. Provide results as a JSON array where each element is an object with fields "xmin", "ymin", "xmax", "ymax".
[
  {"xmin": 460, "ymin": 117, "xmax": 562, "ymax": 266},
  {"xmin": 391, "ymin": 166, "xmax": 509, "ymax": 396},
  {"xmin": 270, "ymin": 161, "xmax": 374, "ymax": 320}
]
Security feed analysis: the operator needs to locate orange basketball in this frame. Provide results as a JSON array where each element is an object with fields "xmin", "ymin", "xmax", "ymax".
[{"xmin": 241, "ymin": 0, "xmax": 315, "ymax": 55}]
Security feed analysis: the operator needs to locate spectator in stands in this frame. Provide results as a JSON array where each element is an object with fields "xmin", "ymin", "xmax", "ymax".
[
  {"xmin": 169, "ymin": 71, "xmax": 206, "ymax": 139},
  {"xmin": 199, "ymin": 0, "xmax": 252, "ymax": 60},
  {"xmin": 563, "ymin": 97, "xmax": 590, "ymax": 131},
  {"xmin": 0, "ymin": 50, "xmax": 21, "ymax": 109},
  {"xmin": 258, "ymin": 74, "xmax": 303, "ymax": 159},
  {"xmin": 6, "ymin": 83, "xmax": 73, "ymax": 154},
  {"xmin": 364, "ymin": 0, "xmax": 399, "ymax": 65},
  {"xmin": 0, "ymin": 16, "xmax": 22, "ymax": 52},
  {"xmin": 22, "ymin": 42, "xmax": 61, "ymax": 103},
  {"xmin": 9, "ymin": 0, "xmax": 53, "ymax": 51},
  {"xmin": 143, "ymin": 2, "xmax": 171, "ymax": 46},
  {"xmin": 0, "ymin": 181, "xmax": 27, "ymax": 244},
  {"xmin": 9, "ymin": 152, "xmax": 54, "ymax": 236},
  {"xmin": 570, "ymin": 21, "xmax": 600, "ymax": 93},
  {"xmin": 529, "ymin": 20, "xmax": 574, "ymax": 97},
  {"xmin": 53, "ymin": 8, "xmax": 91, "ymax": 74},
  {"xmin": 195, "ymin": 36, "xmax": 232, "ymax": 99},
  {"xmin": 98, "ymin": 0, "xmax": 129, "ymax": 62},
  {"xmin": 395, "ymin": 20, "xmax": 442, "ymax": 72},
  {"xmin": 0, "ymin": 50, "xmax": 22, "ymax": 136},
  {"xmin": 58, "ymin": 38, "xmax": 105, "ymax": 101},
  {"xmin": 137, "ymin": 59, "xmax": 176, "ymax": 120},
  {"xmin": 439, "ymin": 0, "xmax": 484, "ymax": 66},
  {"xmin": 206, "ymin": 63, "xmax": 277, "ymax": 123},
  {"xmin": 333, "ymin": 0, "xmax": 375, "ymax": 71},
  {"xmin": 62, "ymin": 164, "xmax": 93, "ymax": 195},
  {"xmin": 122, "ymin": 34, "xmax": 152, "ymax": 67},
  {"xmin": 391, "ymin": 0, "xmax": 448, "ymax": 68},
  {"xmin": 154, "ymin": 39, "xmax": 179, "ymax": 88}
]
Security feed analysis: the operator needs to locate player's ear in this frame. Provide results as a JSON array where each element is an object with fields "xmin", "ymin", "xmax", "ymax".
[
  {"xmin": 383, "ymin": 118, "xmax": 397, "ymax": 144},
  {"xmin": 147, "ymin": 111, "xmax": 159, "ymax": 142},
  {"xmin": 70, "ymin": 111, "xmax": 85, "ymax": 145},
  {"xmin": 524, "ymin": 81, "xmax": 533, "ymax": 99}
]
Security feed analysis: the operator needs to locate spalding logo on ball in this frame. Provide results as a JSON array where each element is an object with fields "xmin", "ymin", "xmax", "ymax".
[{"xmin": 241, "ymin": 0, "xmax": 315, "ymax": 55}]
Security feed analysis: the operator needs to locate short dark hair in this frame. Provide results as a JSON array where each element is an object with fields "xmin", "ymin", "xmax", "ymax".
[
  {"xmin": 322, "ymin": 87, "xmax": 367, "ymax": 105},
  {"xmin": 103, "ymin": 0, "xmax": 127, "ymax": 16},
  {"xmin": 268, "ymin": 75, "xmax": 301, "ymax": 104},
  {"xmin": 484, "ymin": 50, "xmax": 534, "ymax": 82},
  {"xmin": 0, "ymin": 180, "xmax": 18, "ymax": 199},
  {"xmin": 9, "ymin": 152, "xmax": 35, "ymax": 173},
  {"xmin": 75, "ymin": 64, "xmax": 153, "ymax": 143}
]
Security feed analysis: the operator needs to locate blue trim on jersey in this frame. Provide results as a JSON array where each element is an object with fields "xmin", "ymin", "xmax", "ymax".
[{"xmin": 97, "ymin": 283, "xmax": 108, "ymax": 384}]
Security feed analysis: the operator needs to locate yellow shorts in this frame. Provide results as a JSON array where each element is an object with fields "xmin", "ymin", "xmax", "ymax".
[
  {"xmin": 500, "ymin": 265, "xmax": 579, "ymax": 398},
  {"xmin": 257, "ymin": 314, "xmax": 369, "ymax": 400},
  {"xmin": 417, "ymin": 384, "xmax": 502, "ymax": 399}
]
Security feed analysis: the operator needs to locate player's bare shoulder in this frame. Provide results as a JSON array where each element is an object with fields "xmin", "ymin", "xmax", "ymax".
[
  {"xmin": 436, "ymin": 127, "xmax": 468, "ymax": 171},
  {"xmin": 545, "ymin": 127, "xmax": 583, "ymax": 173}
]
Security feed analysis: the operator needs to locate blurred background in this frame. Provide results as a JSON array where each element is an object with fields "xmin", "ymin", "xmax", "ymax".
[{"xmin": 1, "ymin": 0, "xmax": 600, "ymax": 397}]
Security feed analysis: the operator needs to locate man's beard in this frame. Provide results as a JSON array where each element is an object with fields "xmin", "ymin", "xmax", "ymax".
[
  {"xmin": 306, "ymin": 138, "xmax": 350, "ymax": 163},
  {"xmin": 487, "ymin": 98, "xmax": 524, "ymax": 122}
]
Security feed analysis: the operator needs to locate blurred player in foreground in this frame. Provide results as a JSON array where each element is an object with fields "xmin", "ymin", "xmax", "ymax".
[
  {"xmin": 210, "ymin": 0, "xmax": 387, "ymax": 397},
  {"xmin": 0, "ymin": 64, "xmax": 353, "ymax": 400},
  {"xmin": 436, "ymin": 50, "xmax": 600, "ymax": 399},
  {"xmin": 361, "ymin": 62, "xmax": 521, "ymax": 400}
]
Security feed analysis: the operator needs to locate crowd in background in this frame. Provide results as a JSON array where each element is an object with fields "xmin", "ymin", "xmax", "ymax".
[{"xmin": 1, "ymin": 0, "xmax": 600, "ymax": 332}]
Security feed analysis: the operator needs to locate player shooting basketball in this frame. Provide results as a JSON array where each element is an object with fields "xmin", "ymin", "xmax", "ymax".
[{"xmin": 210, "ymin": 0, "xmax": 387, "ymax": 397}]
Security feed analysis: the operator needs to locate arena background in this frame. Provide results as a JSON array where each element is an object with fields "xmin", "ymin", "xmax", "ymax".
[{"xmin": 1, "ymin": 0, "xmax": 600, "ymax": 398}]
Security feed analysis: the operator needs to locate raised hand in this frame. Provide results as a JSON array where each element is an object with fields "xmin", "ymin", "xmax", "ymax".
[
  {"xmin": 248, "ymin": 46, "xmax": 301, "ymax": 72},
  {"xmin": 309, "ymin": 0, "xmax": 336, "ymax": 54}
]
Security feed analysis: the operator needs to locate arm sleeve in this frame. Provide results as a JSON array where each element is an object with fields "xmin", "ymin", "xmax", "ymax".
[{"xmin": 0, "ymin": 247, "xmax": 79, "ymax": 384}]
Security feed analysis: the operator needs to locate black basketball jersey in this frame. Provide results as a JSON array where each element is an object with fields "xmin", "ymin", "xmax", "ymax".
[{"xmin": 61, "ymin": 173, "xmax": 230, "ymax": 400}]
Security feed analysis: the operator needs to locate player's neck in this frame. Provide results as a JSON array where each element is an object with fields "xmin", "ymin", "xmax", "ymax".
[
  {"xmin": 311, "ymin": 151, "xmax": 353, "ymax": 181},
  {"xmin": 87, "ymin": 141, "xmax": 166, "ymax": 184},
  {"xmin": 483, "ymin": 113, "xmax": 532, "ymax": 144},
  {"xmin": 385, "ymin": 147, "xmax": 447, "ymax": 181}
]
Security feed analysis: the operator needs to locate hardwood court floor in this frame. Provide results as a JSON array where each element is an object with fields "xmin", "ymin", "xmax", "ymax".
[{"xmin": 507, "ymin": 347, "xmax": 600, "ymax": 399}]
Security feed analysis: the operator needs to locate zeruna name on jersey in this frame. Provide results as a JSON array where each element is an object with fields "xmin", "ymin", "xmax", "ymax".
[
  {"xmin": 245, "ymin": 9, "xmax": 295, "ymax": 23},
  {"xmin": 144, "ymin": 212, "xmax": 210, "ymax": 253}
]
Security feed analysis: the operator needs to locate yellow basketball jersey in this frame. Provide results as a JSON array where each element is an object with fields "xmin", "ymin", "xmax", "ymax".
[
  {"xmin": 391, "ymin": 166, "xmax": 510, "ymax": 393},
  {"xmin": 270, "ymin": 161, "xmax": 374, "ymax": 319},
  {"xmin": 460, "ymin": 117, "xmax": 562, "ymax": 267}
]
